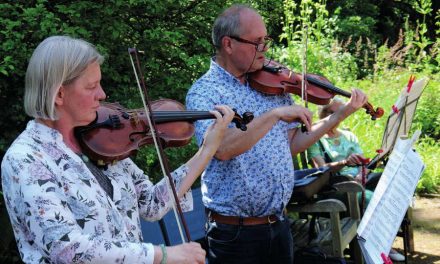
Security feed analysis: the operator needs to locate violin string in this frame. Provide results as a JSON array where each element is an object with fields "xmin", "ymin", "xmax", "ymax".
[
  {"xmin": 306, "ymin": 75, "xmax": 351, "ymax": 97},
  {"xmin": 301, "ymin": 24, "xmax": 309, "ymax": 108},
  {"xmin": 300, "ymin": 24, "xmax": 310, "ymax": 133}
]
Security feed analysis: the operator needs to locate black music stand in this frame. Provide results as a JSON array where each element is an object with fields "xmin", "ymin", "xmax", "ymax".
[{"xmin": 367, "ymin": 77, "xmax": 428, "ymax": 170}]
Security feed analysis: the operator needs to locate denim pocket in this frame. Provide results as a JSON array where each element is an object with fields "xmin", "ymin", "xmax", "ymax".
[{"xmin": 206, "ymin": 222, "xmax": 241, "ymax": 244}]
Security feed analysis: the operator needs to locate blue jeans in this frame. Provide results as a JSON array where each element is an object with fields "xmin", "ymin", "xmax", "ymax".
[{"xmin": 206, "ymin": 218, "xmax": 294, "ymax": 264}]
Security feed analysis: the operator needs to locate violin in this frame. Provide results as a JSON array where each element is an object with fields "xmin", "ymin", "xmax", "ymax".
[
  {"xmin": 248, "ymin": 60, "xmax": 384, "ymax": 120},
  {"xmin": 75, "ymin": 99, "xmax": 254, "ymax": 165}
]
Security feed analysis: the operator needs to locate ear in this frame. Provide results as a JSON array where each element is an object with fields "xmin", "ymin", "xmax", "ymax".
[
  {"xmin": 54, "ymin": 86, "xmax": 65, "ymax": 106},
  {"xmin": 222, "ymin": 36, "xmax": 234, "ymax": 55}
]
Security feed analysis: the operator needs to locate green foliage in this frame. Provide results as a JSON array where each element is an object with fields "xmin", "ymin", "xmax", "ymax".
[
  {"xmin": 370, "ymin": 0, "xmax": 438, "ymax": 77},
  {"xmin": 407, "ymin": 0, "xmax": 434, "ymax": 67},
  {"xmin": 277, "ymin": 0, "xmax": 439, "ymax": 194},
  {"xmin": 431, "ymin": 9, "xmax": 440, "ymax": 72},
  {"xmin": 332, "ymin": 5, "xmax": 380, "ymax": 43},
  {"xmin": 280, "ymin": 0, "xmax": 336, "ymax": 44},
  {"xmin": 0, "ymin": 0, "xmax": 228, "ymax": 173},
  {"xmin": 416, "ymin": 136, "xmax": 440, "ymax": 193},
  {"xmin": 412, "ymin": 75, "xmax": 440, "ymax": 140},
  {"xmin": 247, "ymin": 0, "xmax": 285, "ymax": 41},
  {"xmin": 277, "ymin": 0, "xmax": 358, "ymax": 86},
  {"xmin": 133, "ymin": 140, "xmax": 199, "ymax": 184}
]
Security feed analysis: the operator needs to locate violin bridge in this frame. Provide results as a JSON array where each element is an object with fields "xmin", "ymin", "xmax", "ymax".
[{"xmin": 130, "ymin": 112, "xmax": 140, "ymax": 125}]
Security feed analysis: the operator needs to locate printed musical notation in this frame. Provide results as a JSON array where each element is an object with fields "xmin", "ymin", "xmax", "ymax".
[{"xmin": 357, "ymin": 131, "xmax": 425, "ymax": 264}]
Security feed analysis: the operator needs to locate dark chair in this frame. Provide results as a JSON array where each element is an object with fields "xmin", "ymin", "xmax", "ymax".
[
  {"xmin": 288, "ymin": 152, "xmax": 364, "ymax": 263},
  {"xmin": 294, "ymin": 151, "xmax": 415, "ymax": 263},
  {"xmin": 140, "ymin": 187, "xmax": 206, "ymax": 247}
]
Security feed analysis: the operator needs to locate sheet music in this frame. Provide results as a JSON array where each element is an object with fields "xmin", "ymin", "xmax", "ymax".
[{"xmin": 357, "ymin": 131, "xmax": 425, "ymax": 264}]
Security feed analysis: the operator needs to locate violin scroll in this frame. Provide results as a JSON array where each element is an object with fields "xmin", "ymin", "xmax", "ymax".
[
  {"xmin": 364, "ymin": 102, "xmax": 384, "ymax": 120},
  {"xmin": 232, "ymin": 108, "xmax": 254, "ymax": 131}
]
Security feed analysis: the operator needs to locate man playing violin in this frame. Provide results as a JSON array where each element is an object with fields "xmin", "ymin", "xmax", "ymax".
[
  {"xmin": 1, "ymin": 35, "xmax": 236, "ymax": 264},
  {"xmin": 186, "ymin": 4, "xmax": 368, "ymax": 264}
]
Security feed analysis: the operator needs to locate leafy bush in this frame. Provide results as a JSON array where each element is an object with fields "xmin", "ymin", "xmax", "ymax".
[
  {"xmin": 416, "ymin": 136, "xmax": 440, "ymax": 193},
  {"xmin": 0, "ymin": 0, "xmax": 230, "ymax": 175},
  {"xmin": 275, "ymin": 0, "xmax": 439, "ymax": 194}
]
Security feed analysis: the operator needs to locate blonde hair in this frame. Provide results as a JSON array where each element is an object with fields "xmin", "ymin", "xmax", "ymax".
[
  {"xmin": 318, "ymin": 97, "xmax": 345, "ymax": 119},
  {"xmin": 24, "ymin": 36, "xmax": 104, "ymax": 120}
]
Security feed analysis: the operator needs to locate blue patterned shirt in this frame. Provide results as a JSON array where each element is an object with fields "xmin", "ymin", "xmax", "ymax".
[{"xmin": 186, "ymin": 59, "xmax": 298, "ymax": 218}]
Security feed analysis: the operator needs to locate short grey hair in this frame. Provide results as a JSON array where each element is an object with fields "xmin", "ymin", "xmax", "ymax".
[
  {"xmin": 24, "ymin": 35, "xmax": 104, "ymax": 120},
  {"xmin": 212, "ymin": 4, "xmax": 257, "ymax": 50}
]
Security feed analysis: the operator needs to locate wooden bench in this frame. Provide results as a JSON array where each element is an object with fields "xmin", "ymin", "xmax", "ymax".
[
  {"xmin": 289, "ymin": 181, "xmax": 364, "ymax": 263},
  {"xmin": 288, "ymin": 152, "xmax": 364, "ymax": 263}
]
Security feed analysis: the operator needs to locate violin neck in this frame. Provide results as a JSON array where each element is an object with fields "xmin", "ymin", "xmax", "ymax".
[
  {"xmin": 306, "ymin": 75, "xmax": 351, "ymax": 98},
  {"xmin": 152, "ymin": 111, "xmax": 214, "ymax": 123}
]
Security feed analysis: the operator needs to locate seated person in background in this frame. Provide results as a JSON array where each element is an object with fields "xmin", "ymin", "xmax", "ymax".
[
  {"xmin": 306, "ymin": 97, "xmax": 375, "ymax": 205},
  {"xmin": 306, "ymin": 97, "xmax": 405, "ymax": 262}
]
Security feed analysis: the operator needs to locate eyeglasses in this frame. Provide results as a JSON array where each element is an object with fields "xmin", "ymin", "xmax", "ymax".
[{"xmin": 229, "ymin": 36, "xmax": 272, "ymax": 52}]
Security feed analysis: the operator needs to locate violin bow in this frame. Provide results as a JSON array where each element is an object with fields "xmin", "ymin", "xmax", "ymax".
[
  {"xmin": 300, "ymin": 24, "xmax": 309, "ymax": 132},
  {"xmin": 128, "ymin": 47, "xmax": 191, "ymax": 243}
]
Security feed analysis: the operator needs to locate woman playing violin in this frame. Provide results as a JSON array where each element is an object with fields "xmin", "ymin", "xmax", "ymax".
[{"xmin": 1, "ymin": 35, "xmax": 235, "ymax": 264}]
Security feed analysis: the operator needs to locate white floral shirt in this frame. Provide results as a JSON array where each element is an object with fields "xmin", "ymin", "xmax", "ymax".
[{"xmin": 1, "ymin": 120, "xmax": 191, "ymax": 264}]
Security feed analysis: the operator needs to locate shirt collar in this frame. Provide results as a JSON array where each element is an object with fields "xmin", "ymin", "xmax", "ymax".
[
  {"xmin": 27, "ymin": 119, "xmax": 63, "ymax": 142},
  {"xmin": 210, "ymin": 57, "xmax": 248, "ymax": 87}
]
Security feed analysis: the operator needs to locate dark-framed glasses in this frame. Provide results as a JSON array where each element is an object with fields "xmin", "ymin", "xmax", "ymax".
[{"xmin": 229, "ymin": 36, "xmax": 273, "ymax": 52}]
